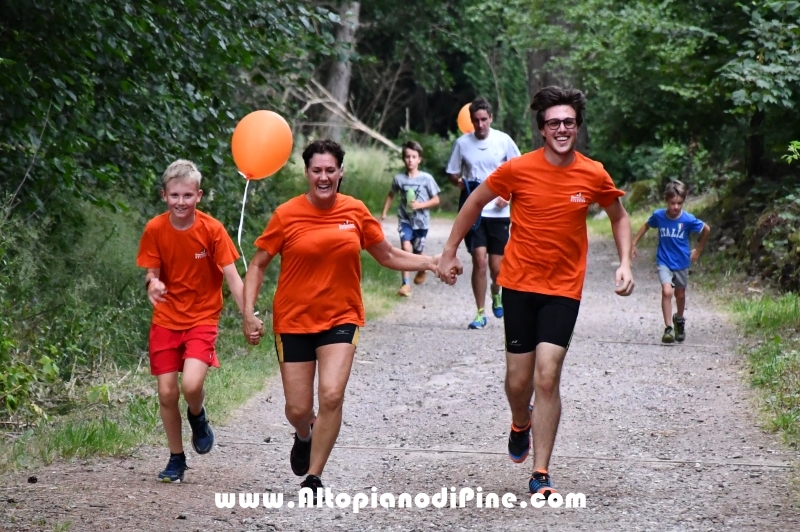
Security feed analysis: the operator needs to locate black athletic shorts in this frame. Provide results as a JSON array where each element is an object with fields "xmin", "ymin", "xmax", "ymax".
[
  {"xmin": 502, "ymin": 288, "xmax": 580, "ymax": 353},
  {"xmin": 465, "ymin": 217, "xmax": 510, "ymax": 255},
  {"xmin": 274, "ymin": 324, "xmax": 359, "ymax": 363}
]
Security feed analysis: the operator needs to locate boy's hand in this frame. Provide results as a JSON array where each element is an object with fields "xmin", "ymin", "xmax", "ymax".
[
  {"xmin": 428, "ymin": 253, "xmax": 441, "ymax": 272},
  {"xmin": 614, "ymin": 265, "xmax": 635, "ymax": 296},
  {"xmin": 410, "ymin": 201, "xmax": 423, "ymax": 210},
  {"xmin": 243, "ymin": 314, "xmax": 264, "ymax": 346},
  {"xmin": 436, "ymin": 250, "xmax": 463, "ymax": 285},
  {"xmin": 631, "ymin": 245, "xmax": 639, "ymax": 260},
  {"xmin": 690, "ymin": 248, "xmax": 701, "ymax": 262},
  {"xmin": 379, "ymin": 213, "xmax": 387, "ymax": 221},
  {"xmin": 456, "ymin": 178, "xmax": 465, "ymax": 190},
  {"xmin": 147, "ymin": 280, "xmax": 167, "ymax": 306},
  {"xmin": 494, "ymin": 198, "xmax": 509, "ymax": 209}
]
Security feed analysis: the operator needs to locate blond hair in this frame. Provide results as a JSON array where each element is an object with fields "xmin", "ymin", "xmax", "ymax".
[
  {"xmin": 162, "ymin": 159, "xmax": 202, "ymax": 188},
  {"xmin": 664, "ymin": 179, "xmax": 687, "ymax": 200}
]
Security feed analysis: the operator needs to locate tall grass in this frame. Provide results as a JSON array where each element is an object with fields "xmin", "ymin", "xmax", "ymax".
[
  {"xmin": 341, "ymin": 145, "xmax": 403, "ymax": 213},
  {"xmin": 732, "ymin": 293, "xmax": 800, "ymax": 335},
  {"xmin": 731, "ymin": 292, "xmax": 800, "ymax": 447}
]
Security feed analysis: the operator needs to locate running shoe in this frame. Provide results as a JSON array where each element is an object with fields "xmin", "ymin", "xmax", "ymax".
[
  {"xmin": 290, "ymin": 428, "xmax": 312, "ymax": 477},
  {"xmin": 468, "ymin": 312, "xmax": 488, "ymax": 330},
  {"xmin": 529, "ymin": 470, "xmax": 557, "ymax": 498},
  {"xmin": 508, "ymin": 421, "xmax": 531, "ymax": 463},
  {"xmin": 673, "ymin": 314, "xmax": 686, "ymax": 342},
  {"xmin": 491, "ymin": 293, "xmax": 503, "ymax": 318},
  {"xmin": 397, "ymin": 284, "xmax": 411, "ymax": 297},
  {"xmin": 414, "ymin": 271, "xmax": 427, "ymax": 285},
  {"xmin": 300, "ymin": 474, "xmax": 324, "ymax": 504},
  {"xmin": 158, "ymin": 453, "xmax": 187, "ymax": 483},
  {"xmin": 662, "ymin": 326, "xmax": 675, "ymax": 344},
  {"xmin": 187, "ymin": 406, "xmax": 214, "ymax": 454}
]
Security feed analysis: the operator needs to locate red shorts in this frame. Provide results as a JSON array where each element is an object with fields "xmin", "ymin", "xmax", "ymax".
[{"xmin": 148, "ymin": 324, "xmax": 220, "ymax": 376}]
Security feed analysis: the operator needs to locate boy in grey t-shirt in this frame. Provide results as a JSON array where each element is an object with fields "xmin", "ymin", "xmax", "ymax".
[{"xmin": 381, "ymin": 141, "xmax": 441, "ymax": 296}]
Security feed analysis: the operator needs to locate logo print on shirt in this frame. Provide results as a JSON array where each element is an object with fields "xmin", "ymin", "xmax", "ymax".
[
  {"xmin": 195, "ymin": 248, "xmax": 208, "ymax": 259},
  {"xmin": 339, "ymin": 220, "xmax": 356, "ymax": 230},
  {"xmin": 659, "ymin": 227, "xmax": 685, "ymax": 239},
  {"xmin": 570, "ymin": 192, "xmax": 587, "ymax": 203}
]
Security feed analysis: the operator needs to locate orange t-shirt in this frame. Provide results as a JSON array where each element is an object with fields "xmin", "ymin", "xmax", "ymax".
[
  {"xmin": 254, "ymin": 194, "xmax": 385, "ymax": 334},
  {"xmin": 136, "ymin": 210, "xmax": 240, "ymax": 329},
  {"xmin": 485, "ymin": 148, "xmax": 624, "ymax": 300}
]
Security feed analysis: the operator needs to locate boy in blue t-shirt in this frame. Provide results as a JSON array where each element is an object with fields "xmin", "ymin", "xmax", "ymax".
[{"xmin": 632, "ymin": 180, "xmax": 711, "ymax": 343}]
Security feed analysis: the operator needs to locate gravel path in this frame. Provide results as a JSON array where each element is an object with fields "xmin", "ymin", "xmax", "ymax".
[{"xmin": 2, "ymin": 217, "xmax": 798, "ymax": 531}]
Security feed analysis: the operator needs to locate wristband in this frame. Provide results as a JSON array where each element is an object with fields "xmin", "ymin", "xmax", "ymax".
[{"xmin": 146, "ymin": 277, "xmax": 158, "ymax": 289}]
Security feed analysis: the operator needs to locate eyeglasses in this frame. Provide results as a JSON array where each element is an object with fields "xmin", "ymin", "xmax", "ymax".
[{"xmin": 544, "ymin": 118, "xmax": 578, "ymax": 130}]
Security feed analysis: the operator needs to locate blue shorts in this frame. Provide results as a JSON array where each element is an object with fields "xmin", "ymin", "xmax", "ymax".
[{"xmin": 398, "ymin": 223, "xmax": 428, "ymax": 254}]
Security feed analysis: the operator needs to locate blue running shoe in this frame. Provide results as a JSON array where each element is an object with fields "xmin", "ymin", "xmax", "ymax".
[
  {"xmin": 187, "ymin": 406, "xmax": 214, "ymax": 454},
  {"xmin": 492, "ymin": 293, "xmax": 503, "ymax": 318},
  {"xmin": 529, "ymin": 470, "xmax": 557, "ymax": 498},
  {"xmin": 508, "ymin": 421, "xmax": 531, "ymax": 463},
  {"xmin": 468, "ymin": 312, "xmax": 488, "ymax": 330},
  {"xmin": 158, "ymin": 453, "xmax": 187, "ymax": 483}
]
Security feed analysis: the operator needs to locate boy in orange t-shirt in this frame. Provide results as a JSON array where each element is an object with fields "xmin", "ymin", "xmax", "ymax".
[
  {"xmin": 137, "ymin": 159, "xmax": 258, "ymax": 483},
  {"xmin": 437, "ymin": 87, "xmax": 635, "ymax": 498}
]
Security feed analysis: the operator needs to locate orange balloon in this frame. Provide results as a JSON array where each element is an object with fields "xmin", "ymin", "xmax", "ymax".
[
  {"xmin": 457, "ymin": 103, "xmax": 475, "ymax": 134},
  {"xmin": 231, "ymin": 110, "xmax": 293, "ymax": 180}
]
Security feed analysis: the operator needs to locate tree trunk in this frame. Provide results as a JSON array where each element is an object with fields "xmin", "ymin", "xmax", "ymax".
[
  {"xmin": 526, "ymin": 49, "xmax": 589, "ymax": 154},
  {"xmin": 325, "ymin": 2, "xmax": 360, "ymax": 142},
  {"xmin": 526, "ymin": 49, "xmax": 557, "ymax": 150},
  {"xmin": 745, "ymin": 109, "xmax": 765, "ymax": 181}
]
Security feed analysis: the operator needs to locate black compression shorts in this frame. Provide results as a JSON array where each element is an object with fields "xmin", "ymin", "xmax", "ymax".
[
  {"xmin": 274, "ymin": 324, "xmax": 359, "ymax": 363},
  {"xmin": 502, "ymin": 288, "xmax": 580, "ymax": 353}
]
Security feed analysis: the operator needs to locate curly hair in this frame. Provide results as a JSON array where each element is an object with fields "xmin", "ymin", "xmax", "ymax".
[
  {"xmin": 529, "ymin": 86, "xmax": 587, "ymax": 130},
  {"xmin": 302, "ymin": 139, "xmax": 346, "ymax": 168}
]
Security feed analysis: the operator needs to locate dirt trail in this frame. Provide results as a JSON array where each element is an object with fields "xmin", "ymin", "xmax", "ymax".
[{"xmin": 2, "ymin": 217, "xmax": 799, "ymax": 531}]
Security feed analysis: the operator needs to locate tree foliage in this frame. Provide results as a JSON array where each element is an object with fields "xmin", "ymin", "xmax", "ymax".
[{"xmin": 0, "ymin": 0, "xmax": 332, "ymax": 220}]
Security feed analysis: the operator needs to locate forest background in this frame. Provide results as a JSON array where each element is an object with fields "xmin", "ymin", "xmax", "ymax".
[{"xmin": 1, "ymin": 0, "xmax": 800, "ymax": 463}]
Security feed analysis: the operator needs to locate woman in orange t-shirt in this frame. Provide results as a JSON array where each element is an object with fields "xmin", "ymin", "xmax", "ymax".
[{"xmin": 242, "ymin": 139, "xmax": 436, "ymax": 496}]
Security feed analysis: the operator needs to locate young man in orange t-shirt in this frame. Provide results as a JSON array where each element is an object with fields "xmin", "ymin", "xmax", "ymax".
[
  {"xmin": 137, "ymin": 159, "xmax": 258, "ymax": 483},
  {"xmin": 436, "ymin": 87, "xmax": 635, "ymax": 497}
]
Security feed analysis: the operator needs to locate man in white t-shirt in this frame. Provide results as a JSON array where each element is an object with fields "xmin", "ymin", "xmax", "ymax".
[{"xmin": 446, "ymin": 97, "xmax": 521, "ymax": 329}]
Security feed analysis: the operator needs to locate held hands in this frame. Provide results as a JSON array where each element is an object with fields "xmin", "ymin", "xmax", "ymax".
[
  {"xmin": 147, "ymin": 280, "xmax": 167, "ymax": 306},
  {"xmin": 614, "ymin": 264, "xmax": 635, "ymax": 296},
  {"xmin": 435, "ymin": 250, "xmax": 464, "ymax": 285},
  {"xmin": 243, "ymin": 314, "xmax": 265, "ymax": 346}
]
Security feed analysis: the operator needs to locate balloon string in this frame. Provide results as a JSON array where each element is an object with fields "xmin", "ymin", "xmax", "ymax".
[{"xmin": 237, "ymin": 175, "xmax": 250, "ymax": 272}]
